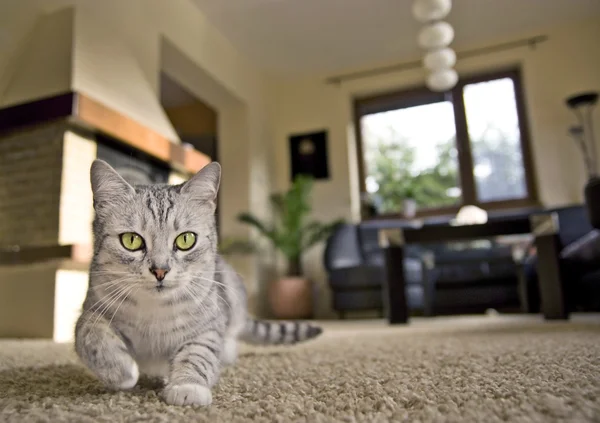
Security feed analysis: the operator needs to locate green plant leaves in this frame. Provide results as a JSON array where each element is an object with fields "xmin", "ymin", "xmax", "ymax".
[{"xmin": 236, "ymin": 174, "xmax": 344, "ymax": 273}]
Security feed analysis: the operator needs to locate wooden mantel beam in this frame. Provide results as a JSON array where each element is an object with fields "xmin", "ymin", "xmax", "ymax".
[{"xmin": 0, "ymin": 91, "xmax": 211, "ymax": 174}]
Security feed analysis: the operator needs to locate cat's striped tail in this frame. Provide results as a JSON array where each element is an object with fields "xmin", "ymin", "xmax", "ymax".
[{"xmin": 240, "ymin": 318, "xmax": 323, "ymax": 345}]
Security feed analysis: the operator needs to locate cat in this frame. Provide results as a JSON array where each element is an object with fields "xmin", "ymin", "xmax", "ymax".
[{"xmin": 74, "ymin": 159, "xmax": 322, "ymax": 407}]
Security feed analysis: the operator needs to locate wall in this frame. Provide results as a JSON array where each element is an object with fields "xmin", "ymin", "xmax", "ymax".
[
  {"xmin": 0, "ymin": 7, "xmax": 73, "ymax": 107},
  {"xmin": 0, "ymin": 263, "xmax": 88, "ymax": 342},
  {"xmin": 269, "ymin": 16, "xmax": 600, "ymax": 318},
  {"xmin": 71, "ymin": 6, "xmax": 180, "ymax": 143},
  {"xmin": 0, "ymin": 263, "xmax": 58, "ymax": 338}
]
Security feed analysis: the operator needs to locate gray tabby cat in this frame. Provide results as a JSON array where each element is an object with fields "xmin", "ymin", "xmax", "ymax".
[{"xmin": 74, "ymin": 160, "xmax": 322, "ymax": 407}]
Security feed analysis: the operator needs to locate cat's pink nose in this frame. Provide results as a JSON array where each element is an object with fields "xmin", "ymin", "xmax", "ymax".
[{"xmin": 150, "ymin": 267, "xmax": 169, "ymax": 281}]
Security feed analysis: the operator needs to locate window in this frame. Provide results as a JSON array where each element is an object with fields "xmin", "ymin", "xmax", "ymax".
[{"xmin": 355, "ymin": 68, "xmax": 537, "ymax": 218}]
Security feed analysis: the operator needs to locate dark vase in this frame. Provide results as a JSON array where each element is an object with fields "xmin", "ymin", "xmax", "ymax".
[{"xmin": 584, "ymin": 176, "xmax": 600, "ymax": 229}]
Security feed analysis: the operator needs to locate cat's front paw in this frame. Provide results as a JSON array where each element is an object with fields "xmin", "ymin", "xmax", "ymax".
[
  {"xmin": 162, "ymin": 383, "xmax": 212, "ymax": 407},
  {"xmin": 94, "ymin": 358, "xmax": 139, "ymax": 391},
  {"xmin": 115, "ymin": 361, "xmax": 139, "ymax": 390}
]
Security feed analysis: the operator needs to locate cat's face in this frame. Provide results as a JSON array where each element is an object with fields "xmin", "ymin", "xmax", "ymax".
[{"xmin": 89, "ymin": 160, "xmax": 220, "ymax": 294}]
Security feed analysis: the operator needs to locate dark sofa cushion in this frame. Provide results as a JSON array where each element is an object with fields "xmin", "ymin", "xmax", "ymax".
[
  {"xmin": 561, "ymin": 229, "xmax": 600, "ymax": 268},
  {"xmin": 328, "ymin": 258, "xmax": 424, "ymax": 290},
  {"xmin": 328, "ymin": 265, "xmax": 383, "ymax": 289},
  {"xmin": 426, "ymin": 244, "xmax": 516, "ymax": 286},
  {"xmin": 323, "ymin": 223, "xmax": 364, "ymax": 271},
  {"xmin": 551, "ymin": 205, "xmax": 593, "ymax": 247},
  {"xmin": 333, "ymin": 290, "xmax": 383, "ymax": 312}
]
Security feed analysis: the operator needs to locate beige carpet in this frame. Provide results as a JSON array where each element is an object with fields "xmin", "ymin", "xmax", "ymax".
[{"xmin": 1, "ymin": 315, "xmax": 600, "ymax": 423}]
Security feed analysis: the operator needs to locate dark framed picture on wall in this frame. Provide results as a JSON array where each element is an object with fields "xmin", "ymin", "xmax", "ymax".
[{"xmin": 289, "ymin": 129, "xmax": 330, "ymax": 181}]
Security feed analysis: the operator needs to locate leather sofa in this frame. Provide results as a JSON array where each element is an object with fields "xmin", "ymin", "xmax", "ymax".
[
  {"xmin": 324, "ymin": 220, "xmax": 522, "ymax": 318},
  {"xmin": 522, "ymin": 205, "xmax": 600, "ymax": 313},
  {"xmin": 323, "ymin": 223, "xmax": 425, "ymax": 318}
]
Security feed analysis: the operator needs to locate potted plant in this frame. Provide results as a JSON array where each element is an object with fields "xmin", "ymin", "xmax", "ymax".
[
  {"xmin": 237, "ymin": 175, "xmax": 343, "ymax": 319},
  {"xmin": 566, "ymin": 91, "xmax": 600, "ymax": 228},
  {"xmin": 401, "ymin": 185, "xmax": 418, "ymax": 218}
]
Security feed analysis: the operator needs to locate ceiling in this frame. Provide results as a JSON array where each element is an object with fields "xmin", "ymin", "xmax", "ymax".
[{"xmin": 191, "ymin": 0, "xmax": 600, "ymax": 77}]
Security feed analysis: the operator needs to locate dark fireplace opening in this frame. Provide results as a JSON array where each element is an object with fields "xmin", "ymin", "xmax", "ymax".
[{"xmin": 95, "ymin": 133, "xmax": 170, "ymax": 186}]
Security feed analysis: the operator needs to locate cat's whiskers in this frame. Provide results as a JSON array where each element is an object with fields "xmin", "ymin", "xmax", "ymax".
[
  {"xmin": 91, "ymin": 276, "xmax": 141, "ymax": 290},
  {"xmin": 85, "ymin": 279, "xmax": 141, "ymax": 303},
  {"xmin": 185, "ymin": 283, "xmax": 219, "ymax": 319},
  {"xmin": 193, "ymin": 277, "xmax": 237, "ymax": 310},
  {"xmin": 90, "ymin": 285, "xmax": 137, "ymax": 330},
  {"xmin": 90, "ymin": 270, "xmax": 139, "ymax": 278},
  {"xmin": 93, "ymin": 285, "xmax": 136, "ymax": 327},
  {"xmin": 82, "ymin": 288, "xmax": 132, "ymax": 328},
  {"xmin": 195, "ymin": 275, "xmax": 228, "ymax": 288},
  {"xmin": 89, "ymin": 284, "xmax": 137, "ymax": 329},
  {"xmin": 182, "ymin": 284, "xmax": 206, "ymax": 316},
  {"xmin": 86, "ymin": 280, "xmax": 138, "ymax": 315},
  {"xmin": 188, "ymin": 280, "xmax": 233, "ymax": 313},
  {"xmin": 107, "ymin": 284, "xmax": 141, "ymax": 328},
  {"xmin": 199, "ymin": 270, "xmax": 245, "ymax": 278}
]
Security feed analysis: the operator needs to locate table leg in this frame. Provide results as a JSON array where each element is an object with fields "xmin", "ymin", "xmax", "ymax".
[
  {"xmin": 530, "ymin": 213, "xmax": 569, "ymax": 320},
  {"xmin": 379, "ymin": 229, "xmax": 409, "ymax": 324}
]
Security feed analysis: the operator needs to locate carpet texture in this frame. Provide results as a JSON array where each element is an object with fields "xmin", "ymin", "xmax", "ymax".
[{"xmin": 1, "ymin": 315, "xmax": 599, "ymax": 423}]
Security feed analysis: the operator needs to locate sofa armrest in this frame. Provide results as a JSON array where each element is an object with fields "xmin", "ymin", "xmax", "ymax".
[
  {"xmin": 324, "ymin": 224, "xmax": 365, "ymax": 271},
  {"xmin": 561, "ymin": 229, "xmax": 600, "ymax": 265}
]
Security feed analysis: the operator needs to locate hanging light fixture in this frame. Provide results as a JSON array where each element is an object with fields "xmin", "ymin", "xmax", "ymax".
[
  {"xmin": 423, "ymin": 47, "xmax": 456, "ymax": 70},
  {"xmin": 417, "ymin": 22, "xmax": 455, "ymax": 50},
  {"xmin": 412, "ymin": 0, "xmax": 452, "ymax": 22},
  {"xmin": 426, "ymin": 68, "xmax": 458, "ymax": 92},
  {"xmin": 412, "ymin": 0, "xmax": 457, "ymax": 92}
]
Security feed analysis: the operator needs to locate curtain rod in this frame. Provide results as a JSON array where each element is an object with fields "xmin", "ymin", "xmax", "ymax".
[{"xmin": 324, "ymin": 35, "xmax": 548, "ymax": 85}]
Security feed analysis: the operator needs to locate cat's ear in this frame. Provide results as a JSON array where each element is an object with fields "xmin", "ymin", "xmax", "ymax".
[
  {"xmin": 90, "ymin": 159, "xmax": 135, "ymax": 210},
  {"xmin": 180, "ymin": 162, "xmax": 221, "ymax": 203}
]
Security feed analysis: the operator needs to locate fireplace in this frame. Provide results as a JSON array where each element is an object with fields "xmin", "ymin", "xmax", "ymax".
[
  {"xmin": 0, "ymin": 91, "xmax": 211, "ymax": 341},
  {"xmin": 96, "ymin": 134, "xmax": 170, "ymax": 186}
]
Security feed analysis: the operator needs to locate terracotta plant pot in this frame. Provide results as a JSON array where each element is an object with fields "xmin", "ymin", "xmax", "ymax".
[{"xmin": 268, "ymin": 276, "xmax": 313, "ymax": 319}]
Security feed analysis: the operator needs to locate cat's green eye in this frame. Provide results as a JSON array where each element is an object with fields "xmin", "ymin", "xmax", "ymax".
[
  {"xmin": 120, "ymin": 232, "xmax": 144, "ymax": 251},
  {"xmin": 175, "ymin": 232, "xmax": 196, "ymax": 251}
]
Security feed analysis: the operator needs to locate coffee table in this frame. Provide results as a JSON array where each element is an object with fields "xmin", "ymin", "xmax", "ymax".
[{"xmin": 378, "ymin": 212, "xmax": 568, "ymax": 324}]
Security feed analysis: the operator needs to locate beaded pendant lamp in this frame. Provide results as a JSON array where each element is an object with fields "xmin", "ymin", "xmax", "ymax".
[{"xmin": 412, "ymin": 0, "xmax": 457, "ymax": 92}]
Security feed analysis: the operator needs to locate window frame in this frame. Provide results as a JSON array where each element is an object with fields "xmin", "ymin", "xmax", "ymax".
[{"xmin": 353, "ymin": 67, "xmax": 539, "ymax": 219}]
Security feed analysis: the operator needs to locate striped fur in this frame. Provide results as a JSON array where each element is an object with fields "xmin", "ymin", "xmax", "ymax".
[
  {"xmin": 74, "ymin": 160, "xmax": 322, "ymax": 407},
  {"xmin": 241, "ymin": 318, "xmax": 322, "ymax": 345}
]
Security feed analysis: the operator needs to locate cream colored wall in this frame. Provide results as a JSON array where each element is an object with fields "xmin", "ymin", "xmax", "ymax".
[
  {"xmin": 0, "ymin": 264, "xmax": 88, "ymax": 341},
  {"xmin": 0, "ymin": 2, "xmax": 40, "ymax": 101},
  {"xmin": 269, "ymin": 16, "xmax": 600, "ymax": 318},
  {"xmin": 71, "ymin": 5, "xmax": 180, "ymax": 143},
  {"xmin": 0, "ymin": 263, "xmax": 57, "ymax": 338},
  {"xmin": 0, "ymin": 7, "xmax": 73, "ymax": 107}
]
